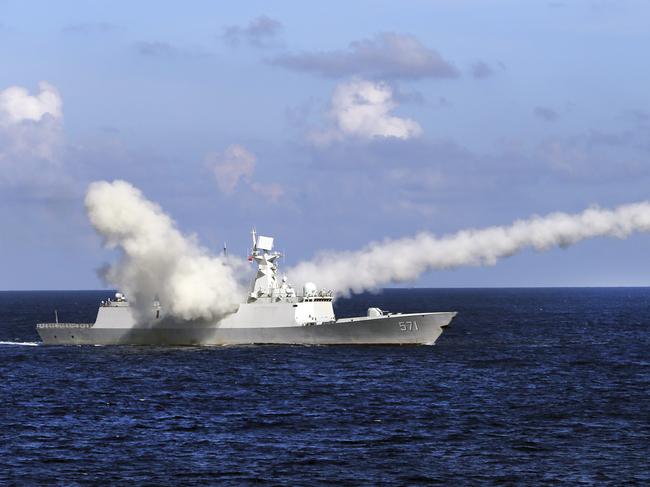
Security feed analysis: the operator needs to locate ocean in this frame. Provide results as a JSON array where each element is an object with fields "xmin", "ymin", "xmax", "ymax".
[{"xmin": 1, "ymin": 288, "xmax": 649, "ymax": 485}]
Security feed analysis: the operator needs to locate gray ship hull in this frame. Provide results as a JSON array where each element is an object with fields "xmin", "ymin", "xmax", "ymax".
[{"xmin": 36, "ymin": 312, "xmax": 456, "ymax": 346}]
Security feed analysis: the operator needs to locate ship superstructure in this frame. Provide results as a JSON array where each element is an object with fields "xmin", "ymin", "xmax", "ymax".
[
  {"xmin": 36, "ymin": 233, "xmax": 456, "ymax": 345},
  {"xmin": 227, "ymin": 230, "xmax": 335, "ymax": 327}
]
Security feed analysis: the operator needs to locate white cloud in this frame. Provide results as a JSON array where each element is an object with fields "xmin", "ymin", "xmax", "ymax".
[
  {"xmin": 311, "ymin": 79, "xmax": 423, "ymax": 144},
  {"xmin": 207, "ymin": 144, "xmax": 284, "ymax": 202},
  {"xmin": 0, "ymin": 82, "xmax": 62, "ymax": 124},
  {"xmin": 0, "ymin": 82, "xmax": 65, "ymax": 186},
  {"xmin": 207, "ymin": 144, "xmax": 256, "ymax": 193}
]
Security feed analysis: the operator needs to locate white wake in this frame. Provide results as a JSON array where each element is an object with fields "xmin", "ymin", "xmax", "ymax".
[{"xmin": 0, "ymin": 341, "xmax": 40, "ymax": 346}]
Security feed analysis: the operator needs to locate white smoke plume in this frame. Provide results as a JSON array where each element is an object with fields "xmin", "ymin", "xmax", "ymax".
[
  {"xmin": 288, "ymin": 202, "xmax": 650, "ymax": 295},
  {"xmin": 85, "ymin": 180, "xmax": 247, "ymax": 322}
]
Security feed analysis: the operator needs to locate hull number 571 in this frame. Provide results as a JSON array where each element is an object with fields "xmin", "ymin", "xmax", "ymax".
[{"xmin": 398, "ymin": 321, "xmax": 418, "ymax": 332}]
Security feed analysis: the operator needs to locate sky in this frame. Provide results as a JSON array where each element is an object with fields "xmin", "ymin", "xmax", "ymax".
[{"xmin": 1, "ymin": 0, "xmax": 649, "ymax": 290}]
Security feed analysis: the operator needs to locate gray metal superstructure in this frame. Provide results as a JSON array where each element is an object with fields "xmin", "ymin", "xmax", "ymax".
[{"xmin": 36, "ymin": 232, "xmax": 457, "ymax": 345}]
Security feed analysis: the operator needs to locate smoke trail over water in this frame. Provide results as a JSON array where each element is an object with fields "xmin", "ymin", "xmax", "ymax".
[
  {"xmin": 85, "ymin": 180, "xmax": 247, "ymax": 322},
  {"xmin": 86, "ymin": 179, "xmax": 650, "ymax": 317},
  {"xmin": 288, "ymin": 202, "xmax": 650, "ymax": 295}
]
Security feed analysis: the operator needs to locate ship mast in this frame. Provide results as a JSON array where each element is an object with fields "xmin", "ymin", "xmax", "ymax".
[{"xmin": 247, "ymin": 230, "xmax": 295, "ymax": 302}]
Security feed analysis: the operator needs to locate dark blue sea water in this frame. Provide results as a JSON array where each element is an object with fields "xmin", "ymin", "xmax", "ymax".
[{"xmin": 1, "ymin": 288, "xmax": 649, "ymax": 485}]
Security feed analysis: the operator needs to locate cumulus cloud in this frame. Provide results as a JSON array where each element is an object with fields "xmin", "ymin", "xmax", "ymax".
[
  {"xmin": 271, "ymin": 32, "xmax": 459, "ymax": 80},
  {"xmin": 0, "ymin": 82, "xmax": 62, "ymax": 123},
  {"xmin": 311, "ymin": 79, "xmax": 422, "ymax": 144},
  {"xmin": 222, "ymin": 15, "xmax": 283, "ymax": 48},
  {"xmin": 206, "ymin": 144, "xmax": 284, "ymax": 201},
  {"xmin": 0, "ymin": 82, "xmax": 65, "ymax": 186}
]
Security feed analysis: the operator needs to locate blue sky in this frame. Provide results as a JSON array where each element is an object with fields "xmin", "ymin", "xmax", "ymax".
[{"xmin": 1, "ymin": 0, "xmax": 649, "ymax": 289}]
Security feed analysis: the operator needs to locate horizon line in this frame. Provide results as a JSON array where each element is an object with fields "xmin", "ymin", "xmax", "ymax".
[{"xmin": 1, "ymin": 285, "xmax": 650, "ymax": 293}]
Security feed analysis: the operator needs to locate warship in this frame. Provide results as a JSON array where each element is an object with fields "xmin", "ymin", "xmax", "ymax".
[{"xmin": 37, "ymin": 232, "xmax": 457, "ymax": 345}]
